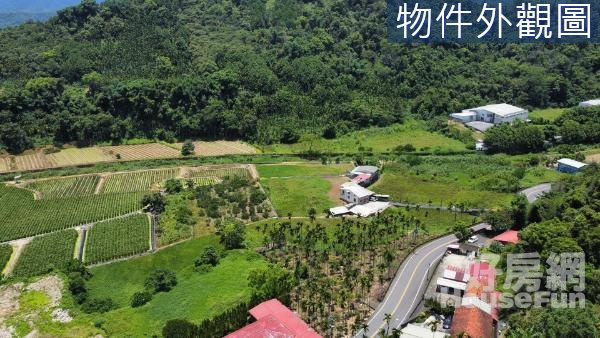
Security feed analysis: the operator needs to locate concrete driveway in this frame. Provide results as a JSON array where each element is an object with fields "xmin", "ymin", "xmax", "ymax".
[{"xmin": 520, "ymin": 183, "xmax": 552, "ymax": 203}]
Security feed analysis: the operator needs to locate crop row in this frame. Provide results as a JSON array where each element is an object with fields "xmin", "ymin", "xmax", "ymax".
[
  {"xmin": 12, "ymin": 229, "xmax": 78, "ymax": 277},
  {"xmin": 83, "ymin": 214, "xmax": 151, "ymax": 264},
  {"xmin": 101, "ymin": 168, "xmax": 180, "ymax": 194},
  {"xmin": 26, "ymin": 175, "xmax": 100, "ymax": 199},
  {"xmin": 0, "ymin": 184, "xmax": 143, "ymax": 242},
  {"xmin": 0, "ymin": 244, "xmax": 12, "ymax": 275},
  {"xmin": 189, "ymin": 167, "xmax": 250, "ymax": 179}
]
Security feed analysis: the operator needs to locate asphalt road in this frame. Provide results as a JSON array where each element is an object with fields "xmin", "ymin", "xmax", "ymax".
[
  {"xmin": 520, "ymin": 183, "xmax": 552, "ymax": 203},
  {"xmin": 353, "ymin": 234, "xmax": 458, "ymax": 338}
]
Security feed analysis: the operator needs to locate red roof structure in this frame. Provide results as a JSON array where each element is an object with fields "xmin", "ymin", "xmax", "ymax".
[
  {"xmin": 225, "ymin": 299, "xmax": 322, "ymax": 338},
  {"xmin": 451, "ymin": 306, "xmax": 494, "ymax": 338},
  {"xmin": 492, "ymin": 230, "xmax": 519, "ymax": 244}
]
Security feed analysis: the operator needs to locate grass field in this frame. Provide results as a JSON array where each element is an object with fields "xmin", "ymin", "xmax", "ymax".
[
  {"xmin": 262, "ymin": 121, "xmax": 468, "ymax": 154},
  {"xmin": 261, "ymin": 177, "xmax": 335, "ymax": 216},
  {"xmin": 177, "ymin": 141, "xmax": 258, "ymax": 156},
  {"xmin": 372, "ymin": 173, "xmax": 513, "ymax": 209},
  {"xmin": 529, "ymin": 107, "xmax": 566, "ymax": 122},
  {"xmin": 521, "ymin": 166, "xmax": 565, "ymax": 187},
  {"xmin": 85, "ymin": 235, "xmax": 267, "ymax": 336},
  {"xmin": 83, "ymin": 214, "xmax": 151, "ymax": 264},
  {"xmin": 256, "ymin": 163, "xmax": 352, "ymax": 178}
]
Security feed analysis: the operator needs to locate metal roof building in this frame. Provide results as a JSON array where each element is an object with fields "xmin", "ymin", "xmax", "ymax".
[{"xmin": 557, "ymin": 158, "xmax": 587, "ymax": 173}]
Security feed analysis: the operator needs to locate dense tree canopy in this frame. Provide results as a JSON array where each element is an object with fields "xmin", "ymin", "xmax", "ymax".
[{"xmin": 0, "ymin": 0, "xmax": 598, "ymax": 153}]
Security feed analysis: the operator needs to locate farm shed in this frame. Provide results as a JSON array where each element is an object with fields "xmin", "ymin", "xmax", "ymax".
[
  {"xmin": 329, "ymin": 206, "xmax": 350, "ymax": 216},
  {"xmin": 491, "ymin": 230, "xmax": 519, "ymax": 244},
  {"xmin": 347, "ymin": 165, "xmax": 379, "ymax": 186},
  {"xmin": 557, "ymin": 158, "xmax": 587, "ymax": 173},
  {"xmin": 349, "ymin": 201, "xmax": 390, "ymax": 217},
  {"xmin": 340, "ymin": 182, "xmax": 374, "ymax": 204}
]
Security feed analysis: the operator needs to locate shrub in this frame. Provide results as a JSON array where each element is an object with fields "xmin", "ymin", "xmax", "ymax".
[
  {"xmin": 69, "ymin": 275, "xmax": 88, "ymax": 304},
  {"xmin": 195, "ymin": 246, "xmax": 220, "ymax": 267},
  {"xmin": 164, "ymin": 179, "xmax": 183, "ymax": 194},
  {"xmin": 82, "ymin": 297, "xmax": 115, "ymax": 313},
  {"xmin": 162, "ymin": 319, "xmax": 198, "ymax": 338},
  {"xmin": 181, "ymin": 140, "xmax": 195, "ymax": 156},
  {"xmin": 144, "ymin": 269, "xmax": 177, "ymax": 293},
  {"xmin": 131, "ymin": 291, "xmax": 153, "ymax": 307}
]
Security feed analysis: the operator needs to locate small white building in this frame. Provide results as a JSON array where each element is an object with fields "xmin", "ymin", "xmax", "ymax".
[
  {"xmin": 579, "ymin": 99, "xmax": 600, "ymax": 107},
  {"xmin": 340, "ymin": 182, "xmax": 374, "ymax": 204},
  {"xmin": 451, "ymin": 103, "xmax": 528, "ymax": 125}
]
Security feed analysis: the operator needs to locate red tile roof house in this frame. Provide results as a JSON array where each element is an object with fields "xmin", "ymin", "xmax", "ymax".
[
  {"xmin": 491, "ymin": 230, "xmax": 520, "ymax": 245},
  {"xmin": 225, "ymin": 299, "xmax": 322, "ymax": 338},
  {"xmin": 450, "ymin": 262, "xmax": 499, "ymax": 338}
]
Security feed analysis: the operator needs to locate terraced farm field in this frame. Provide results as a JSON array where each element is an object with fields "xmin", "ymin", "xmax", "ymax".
[
  {"xmin": 13, "ymin": 152, "xmax": 52, "ymax": 171},
  {"xmin": 25, "ymin": 175, "xmax": 100, "ymax": 199},
  {"xmin": 0, "ymin": 141, "xmax": 257, "ymax": 174},
  {"xmin": 101, "ymin": 168, "xmax": 180, "ymax": 193},
  {"xmin": 0, "ymin": 157, "xmax": 11, "ymax": 172},
  {"xmin": 46, "ymin": 147, "xmax": 113, "ymax": 166},
  {"xmin": 104, "ymin": 143, "xmax": 180, "ymax": 161},
  {"xmin": 12, "ymin": 229, "xmax": 78, "ymax": 277},
  {"xmin": 84, "ymin": 214, "xmax": 151, "ymax": 264},
  {"xmin": 187, "ymin": 166, "xmax": 250, "ymax": 179},
  {"xmin": 178, "ymin": 141, "xmax": 257, "ymax": 156},
  {"xmin": 0, "ymin": 184, "xmax": 143, "ymax": 241}
]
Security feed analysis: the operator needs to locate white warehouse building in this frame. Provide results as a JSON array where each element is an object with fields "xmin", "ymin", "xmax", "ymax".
[
  {"xmin": 451, "ymin": 103, "xmax": 528, "ymax": 125},
  {"xmin": 579, "ymin": 99, "xmax": 600, "ymax": 107}
]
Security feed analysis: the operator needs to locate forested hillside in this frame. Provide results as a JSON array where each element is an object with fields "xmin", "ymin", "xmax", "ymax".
[{"xmin": 0, "ymin": 0, "xmax": 599, "ymax": 153}]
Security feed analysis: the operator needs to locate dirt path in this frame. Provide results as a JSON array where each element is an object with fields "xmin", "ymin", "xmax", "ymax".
[
  {"xmin": 94, "ymin": 176, "xmax": 106, "ymax": 194},
  {"xmin": 2, "ymin": 238, "xmax": 32, "ymax": 275},
  {"xmin": 326, "ymin": 176, "xmax": 350, "ymax": 206},
  {"xmin": 248, "ymin": 165, "xmax": 278, "ymax": 217}
]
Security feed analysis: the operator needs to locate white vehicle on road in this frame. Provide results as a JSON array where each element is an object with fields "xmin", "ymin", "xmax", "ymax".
[{"xmin": 467, "ymin": 235, "xmax": 478, "ymax": 243}]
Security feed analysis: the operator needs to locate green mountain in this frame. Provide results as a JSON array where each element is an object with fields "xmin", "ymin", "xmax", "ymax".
[{"xmin": 0, "ymin": 0, "xmax": 598, "ymax": 154}]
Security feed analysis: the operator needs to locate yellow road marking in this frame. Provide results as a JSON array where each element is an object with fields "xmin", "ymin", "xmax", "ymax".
[{"xmin": 370, "ymin": 239, "xmax": 455, "ymax": 337}]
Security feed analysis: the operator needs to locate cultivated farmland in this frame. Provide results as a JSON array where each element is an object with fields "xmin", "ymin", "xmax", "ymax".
[
  {"xmin": 100, "ymin": 168, "xmax": 180, "ymax": 193},
  {"xmin": 103, "ymin": 143, "xmax": 180, "ymax": 161},
  {"xmin": 187, "ymin": 166, "xmax": 250, "ymax": 179},
  {"xmin": 46, "ymin": 147, "xmax": 113, "ymax": 167},
  {"xmin": 84, "ymin": 214, "xmax": 151, "ymax": 264},
  {"xmin": 0, "ymin": 184, "xmax": 143, "ymax": 241},
  {"xmin": 0, "ymin": 141, "xmax": 258, "ymax": 174},
  {"xmin": 12, "ymin": 229, "xmax": 78, "ymax": 277},
  {"xmin": 177, "ymin": 141, "xmax": 257, "ymax": 156},
  {"xmin": 25, "ymin": 175, "xmax": 100, "ymax": 199},
  {"xmin": 13, "ymin": 152, "xmax": 52, "ymax": 171},
  {"xmin": 0, "ymin": 244, "xmax": 12, "ymax": 273}
]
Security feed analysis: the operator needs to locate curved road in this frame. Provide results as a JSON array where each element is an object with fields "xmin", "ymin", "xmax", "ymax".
[
  {"xmin": 354, "ymin": 234, "xmax": 458, "ymax": 338},
  {"xmin": 520, "ymin": 183, "xmax": 552, "ymax": 203}
]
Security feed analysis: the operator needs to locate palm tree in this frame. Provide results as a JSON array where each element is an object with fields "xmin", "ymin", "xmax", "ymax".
[
  {"xmin": 361, "ymin": 322, "xmax": 369, "ymax": 338},
  {"xmin": 384, "ymin": 313, "xmax": 392, "ymax": 336}
]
